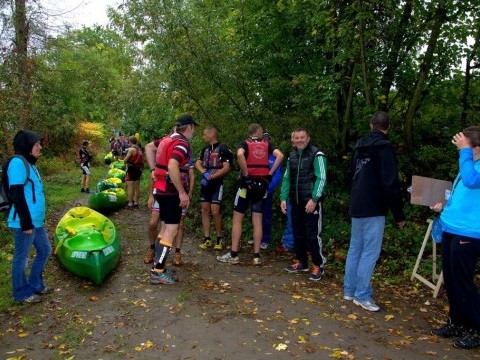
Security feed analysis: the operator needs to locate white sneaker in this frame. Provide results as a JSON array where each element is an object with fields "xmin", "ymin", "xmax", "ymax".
[
  {"xmin": 247, "ymin": 240, "xmax": 254, "ymax": 245},
  {"xmin": 260, "ymin": 243, "xmax": 269, "ymax": 250},
  {"xmin": 216, "ymin": 252, "xmax": 240, "ymax": 264},
  {"xmin": 353, "ymin": 299, "xmax": 380, "ymax": 312},
  {"xmin": 343, "ymin": 295, "xmax": 354, "ymax": 301}
]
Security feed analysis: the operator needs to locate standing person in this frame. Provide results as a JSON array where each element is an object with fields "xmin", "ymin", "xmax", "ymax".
[
  {"xmin": 343, "ymin": 111, "xmax": 405, "ymax": 312},
  {"xmin": 280, "ymin": 128, "xmax": 327, "ymax": 281},
  {"xmin": 172, "ymin": 161, "xmax": 195, "ymax": 266},
  {"xmin": 119, "ymin": 134, "xmax": 130, "ymax": 160},
  {"xmin": 260, "ymin": 132, "xmax": 283, "ymax": 250},
  {"xmin": 3, "ymin": 130, "xmax": 52, "ymax": 303},
  {"xmin": 150, "ymin": 114, "xmax": 197, "ymax": 284},
  {"xmin": 79, "ymin": 140, "xmax": 92, "ymax": 193},
  {"xmin": 217, "ymin": 123, "xmax": 283, "ymax": 265},
  {"xmin": 144, "ymin": 135, "xmax": 166, "ymax": 264},
  {"xmin": 431, "ymin": 128, "xmax": 480, "ymax": 349},
  {"xmin": 124, "ymin": 136, "xmax": 144, "ymax": 209},
  {"xmin": 196, "ymin": 126, "xmax": 233, "ymax": 251}
]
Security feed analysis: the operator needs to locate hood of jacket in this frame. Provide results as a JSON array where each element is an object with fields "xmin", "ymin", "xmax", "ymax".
[
  {"xmin": 355, "ymin": 129, "xmax": 390, "ymax": 150},
  {"xmin": 13, "ymin": 130, "xmax": 42, "ymax": 164}
]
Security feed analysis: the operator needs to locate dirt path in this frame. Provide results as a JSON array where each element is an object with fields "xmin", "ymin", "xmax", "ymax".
[{"xmin": 0, "ymin": 198, "xmax": 478, "ymax": 359}]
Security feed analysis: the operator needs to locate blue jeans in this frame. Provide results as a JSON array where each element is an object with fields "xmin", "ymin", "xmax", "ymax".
[
  {"xmin": 281, "ymin": 199, "xmax": 294, "ymax": 250},
  {"xmin": 12, "ymin": 227, "xmax": 52, "ymax": 301},
  {"xmin": 344, "ymin": 216, "xmax": 385, "ymax": 302}
]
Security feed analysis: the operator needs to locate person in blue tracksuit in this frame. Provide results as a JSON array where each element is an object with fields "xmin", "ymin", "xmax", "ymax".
[{"xmin": 431, "ymin": 127, "xmax": 480, "ymax": 350}]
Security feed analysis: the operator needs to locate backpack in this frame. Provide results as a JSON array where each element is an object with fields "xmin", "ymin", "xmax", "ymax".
[{"xmin": 0, "ymin": 155, "xmax": 31, "ymax": 212}]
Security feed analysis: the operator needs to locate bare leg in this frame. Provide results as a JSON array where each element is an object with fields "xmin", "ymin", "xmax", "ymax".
[
  {"xmin": 201, "ymin": 202, "xmax": 211, "ymax": 237},
  {"xmin": 231, "ymin": 211, "xmax": 244, "ymax": 252},
  {"xmin": 211, "ymin": 204, "xmax": 222, "ymax": 238},
  {"xmin": 252, "ymin": 212, "xmax": 263, "ymax": 254}
]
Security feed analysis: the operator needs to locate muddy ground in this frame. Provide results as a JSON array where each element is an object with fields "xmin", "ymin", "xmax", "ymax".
[{"xmin": 0, "ymin": 195, "xmax": 479, "ymax": 360}]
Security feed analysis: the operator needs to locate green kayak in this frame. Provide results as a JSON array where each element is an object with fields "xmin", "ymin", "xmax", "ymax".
[
  {"xmin": 88, "ymin": 188, "xmax": 127, "ymax": 213},
  {"xmin": 107, "ymin": 168, "xmax": 126, "ymax": 182},
  {"xmin": 96, "ymin": 178, "xmax": 123, "ymax": 192},
  {"xmin": 54, "ymin": 207, "xmax": 120, "ymax": 284},
  {"xmin": 104, "ymin": 152, "xmax": 113, "ymax": 165},
  {"xmin": 110, "ymin": 160, "xmax": 126, "ymax": 170}
]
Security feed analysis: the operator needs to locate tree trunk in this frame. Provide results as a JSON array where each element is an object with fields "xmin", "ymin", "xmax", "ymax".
[
  {"xmin": 14, "ymin": 0, "xmax": 31, "ymax": 128},
  {"xmin": 378, "ymin": 0, "xmax": 414, "ymax": 111},
  {"xmin": 404, "ymin": 0, "xmax": 447, "ymax": 149},
  {"xmin": 460, "ymin": 25, "xmax": 480, "ymax": 126}
]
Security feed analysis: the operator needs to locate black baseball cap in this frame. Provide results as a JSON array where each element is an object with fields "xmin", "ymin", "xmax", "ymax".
[{"xmin": 175, "ymin": 114, "xmax": 198, "ymax": 126}]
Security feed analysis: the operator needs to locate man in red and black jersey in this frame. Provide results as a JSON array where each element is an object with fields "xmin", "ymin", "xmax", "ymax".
[
  {"xmin": 195, "ymin": 126, "xmax": 233, "ymax": 251},
  {"xmin": 217, "ymin": 123, "xmax": 283, "ymax": 265},
  {"xmin": 147, "ymin": 114, "xmax": 197, "ymax": 285}
]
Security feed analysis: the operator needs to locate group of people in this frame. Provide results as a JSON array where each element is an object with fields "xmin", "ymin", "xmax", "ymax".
[{"xmin": 3, "ymin": 111, "xmax": 480, "ymax": 350}]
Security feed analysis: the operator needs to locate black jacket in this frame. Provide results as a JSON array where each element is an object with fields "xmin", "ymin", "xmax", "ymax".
[{"xmin": 349, "ymin": 130, "xmax": 404, "ymax": 222}]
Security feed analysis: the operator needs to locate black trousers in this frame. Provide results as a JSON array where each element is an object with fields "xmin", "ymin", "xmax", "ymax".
[
  {"xmin": 291, "ymin": 200, "xmax": 325, "ymax": 267},
  {"xmin": 442, "ymin": 232, "xmax": 480, "ymax": 330}
]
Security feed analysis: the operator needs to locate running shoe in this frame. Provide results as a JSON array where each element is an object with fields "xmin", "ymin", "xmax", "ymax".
[
  {"xmin": 454, "ymin": 330, "xmax": 480, "ymax": 349},
  {"xmin": 150, "ymin": 270, "xmax": 176, "ymax": 285},
  {"xmin": 216, "ymin": 252, "xmax": 239, "ymax": 264},
  {"xmin": 35, "ymin": 286, "xmax": 54, "ymax": 295},
  {"xmin": 247, "ymin": 239, "xmax": 254, "ymax": 245},
  {"xmin": 343, "ymin": 295, "xmax": 354, "ymax": 301},
  {"xmin": 432, "ymin": 323, "xmax": 466, "ymax": 338},
  {"xmin": 353, "ymin": 299, "xmax": 380, "ymax": 312},
  {"xmin": 143, "ymin": 247, "xmax": 155, "ymax": 264},
  {"xmin": 17, "ymin": 294, "xmax": 42, "ymax": 304},
  {"xmin": 260, "ymin": 242, "xmax": 269, "ymax": 250},
  {"xmin": 199, "ymin": 238, "xmax": 213, "ymax": 249},
  {"xmin": 309, "ymin": 265, "xmax": 324, "ymax": 281},
  {"xmin": 252, "ymin": 257, "xmax": 262, "ymax": 266},
  {"xmin": 284, "ymin": 261, "xmax": 309, "ymax": 273},
  {"xmin": 213, "ymin": 241, "xmax": 224, "ymax": 251}
]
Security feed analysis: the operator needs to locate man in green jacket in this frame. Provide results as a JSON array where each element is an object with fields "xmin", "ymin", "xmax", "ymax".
[{"xmin": 280, "ymin": 128, "xmax": 327, "ymax": 281}]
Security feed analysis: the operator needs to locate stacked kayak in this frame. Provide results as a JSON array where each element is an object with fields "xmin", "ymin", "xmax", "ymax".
[
  {"xmin": 104, "ymin": 152, "xmax": 113, "ymax": 165},
  {"xmin": 88, "ymin": 188, "xmax": 127, "ymax": 213},
  {"xmin": 110, "ymin": 160, "xmax": 126, "ymax": 170},
  {"xmin": 107, "ymin": 168, "xmax": 126, "ymax": 182},
  {"xmin": 96, "ymin": 177, "xmax": 123, "ymax": 192},
  {"xmin": 54, "ymin": 207, "xmax": 120, "ymax": 284}
]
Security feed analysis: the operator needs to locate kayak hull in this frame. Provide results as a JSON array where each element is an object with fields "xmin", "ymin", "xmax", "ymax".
[
  {"xmin": 54, "ymin": 207, "xmax": 120, "ymax": 284},
  {"xmin": 88, "ymin": 188, "xmax": 127, "ymax": 213}
]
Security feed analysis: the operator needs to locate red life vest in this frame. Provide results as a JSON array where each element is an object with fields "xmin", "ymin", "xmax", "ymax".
[
  {"xmin": 202, "ymin": 144, "xmax": 224, "ymax": 175},
  {"xmin": 246, "ymin": 139, "xmax": 269, "ymax": 176},
  {"xmin": 128, "ymin": 145, "xmax": 144, "ymax": 169},
  {"xmin": 154, "ymin": 134, "xmax": 190, "ymax": 191}
]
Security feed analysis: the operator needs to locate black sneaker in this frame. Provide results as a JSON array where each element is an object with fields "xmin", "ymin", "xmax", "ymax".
[
  {"xmin": 81, "ymin": 188, "xmax": 85, "ymax": 193},
  {"xmin": 432, "ymin": 323, "xmax": 466, "ymax": 338},
  {"xmin": 454, "ymin": 330, "xmax": 480, "ymax": 349},
  {"xmin": 85, "ymin": 188, "xmax": 90, "ymax": 193},
  {"xmin": 35, "ymin": 286, "xmax": 54, "ymax": 295}
]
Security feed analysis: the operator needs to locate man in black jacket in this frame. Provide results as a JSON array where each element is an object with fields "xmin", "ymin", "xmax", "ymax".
[{"xmin": 343, "ymin": 111, "xmax": 405, "ymax": 312}]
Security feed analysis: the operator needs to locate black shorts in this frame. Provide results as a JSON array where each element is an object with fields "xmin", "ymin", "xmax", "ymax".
[
  {"xmin": 200, "ymin": 181, "xmax": 224, "ymax": 204},
  {"xmin": 233, "ymin": 186, "xmax": 265, "ymax": 214},
  {"xmin": 126, "ymin": 166, "xmax": 142, "ymax": 181},
  {"xmin": 154, "ymin": 194, "xmax": 182, "ymax": 224}
]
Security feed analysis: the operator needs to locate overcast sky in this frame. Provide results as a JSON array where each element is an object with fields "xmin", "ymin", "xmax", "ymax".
[{"xmin": 41, "ymin": 0, "xmax": 120, "ymax": 29}]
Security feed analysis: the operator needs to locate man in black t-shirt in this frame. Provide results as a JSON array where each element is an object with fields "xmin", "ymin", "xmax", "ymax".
[
  {"xmin": 195, "ymin": 126, "xmax": 233, "ymax": 251},
  {"xmin": 79, "ymin": 140, "xmax": 92, "ymax": 193}
]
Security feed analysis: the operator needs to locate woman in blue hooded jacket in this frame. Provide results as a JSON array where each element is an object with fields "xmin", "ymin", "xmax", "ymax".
[
  {"xmin": 6, "ymin": 130, "xmax": 52, "ymax": 303},
  {"xmin": 431, "ymin": 126, "xmax": 480, "ymax": 349}
]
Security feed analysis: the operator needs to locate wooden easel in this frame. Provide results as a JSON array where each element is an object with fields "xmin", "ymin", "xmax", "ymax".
[{"xmin": 410, "ymin": 219, "xmax": 444, "ymax": 298}]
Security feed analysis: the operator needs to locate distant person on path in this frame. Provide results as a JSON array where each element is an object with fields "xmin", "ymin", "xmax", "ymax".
[
  {"xmin": 217, "ymin": 123, "xmax": 283, "ymax": 265},
  {"xmin": 149, "ymin": 114, "xmax": 197, "ymax": 284},
  {"xmin": 3, "ymin": 130, "xmax": 52, "ymax": 303},
  {"xmin": 431, "ymin": 127, "xmax": 480, "ymax": 350},
  {"xmin": 124, "ymin": 136, "xmax": 144, "ymax": 209},
  {"xmin": 79, "ymin": 140, "xmax": 93, "ymax": 193},
  {"xmin": 280, "ymin": 128, "xmax": 327, "ymax": 281},
  {"xmin": 196, "ymin": 126, "xmax": 233, "ymax": 251},
  {"xmin": 343, "ymin": 111, "xmax": 405, "ymax": 312}
]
